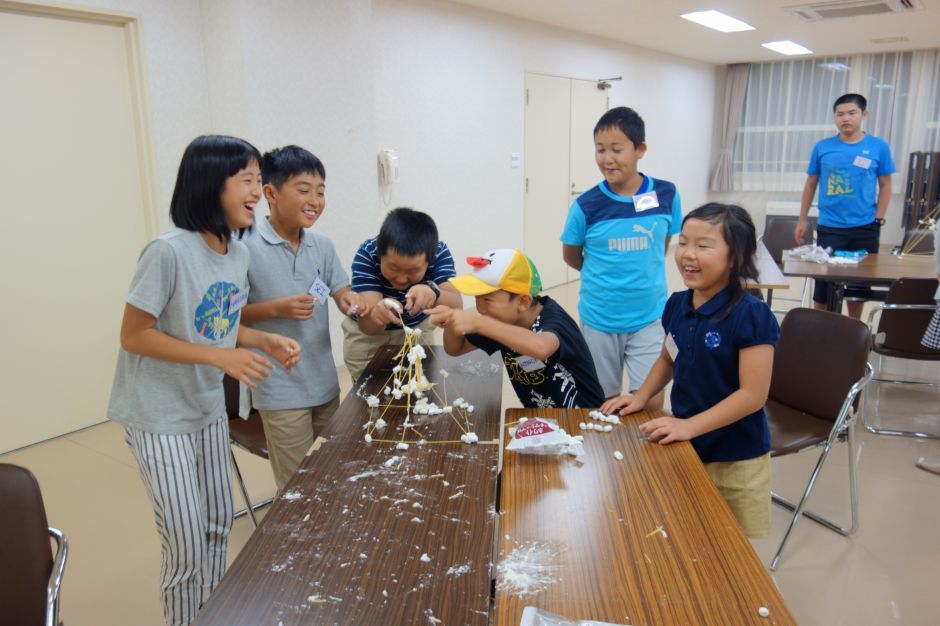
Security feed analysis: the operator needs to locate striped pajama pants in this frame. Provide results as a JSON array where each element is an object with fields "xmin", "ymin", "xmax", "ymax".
[{"xmin": 124, "ymin": 416, "xmax": 234, "ymax": 626}]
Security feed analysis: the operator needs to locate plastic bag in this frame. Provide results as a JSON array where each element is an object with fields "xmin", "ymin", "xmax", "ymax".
[
  {"xmin": 829, "ymin": 249, "xmax": 868, "ymax": 264},
  {"xmin": 507, "ymin": 418, "xmax": 584, "ymax": 458},
  {"xmin": 786, "ymin": 244, "xmax": 831, "ymax": 264},
  {"xmin": 519, "ymin": 606, "xmax": 628, "ymax": 626}
]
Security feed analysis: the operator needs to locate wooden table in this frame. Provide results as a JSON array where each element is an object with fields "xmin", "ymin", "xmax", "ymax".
[
  {"xmin": 784, "ymin": 249, "xmax": 935, "ymax": 313},
  {"xmin": 193, "ymin": 346, "xmax": 503, "ymax": 626},
  {"xmin": 747, "ymin": 240, "xmax": 790, "ymax": 306},
  {"xmin": 494, "ymin": 408, "xmax": 797, "ymax": 626}
]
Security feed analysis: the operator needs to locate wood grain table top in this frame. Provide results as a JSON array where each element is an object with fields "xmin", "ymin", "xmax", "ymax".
[
  {"xmin": 784, "ymin": 250, "xmax": 935, "ymax": 284},
  {"xmin": 494, "ymin": 408, "xmax": 797, "ymax": 626},
  {"xmin": 193, "ymin": 346, "xmax": 503, "ymax": 626}
]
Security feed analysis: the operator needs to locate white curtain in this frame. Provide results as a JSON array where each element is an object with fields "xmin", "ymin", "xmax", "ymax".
[
  {"xmin": 729, "ymin": 49, "xmax": 940, "ymax": 193},
  {"xmin": 710, "ymin": 63, "xmax": 749, "ymax": 192}
]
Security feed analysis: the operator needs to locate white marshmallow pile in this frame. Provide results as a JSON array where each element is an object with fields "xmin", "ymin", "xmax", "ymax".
[
  {"xmin": 588, "ymin": 410, "xmax": 621, "ymax": 425},
  {"xmin": 460, "ymin": 432, "xmax": 479, "ymax": 444}
]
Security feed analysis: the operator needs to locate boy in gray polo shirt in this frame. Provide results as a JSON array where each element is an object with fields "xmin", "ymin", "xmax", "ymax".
[{"xmin": 242, "ymin": 146, "xmax": 365, "ymax": 489}]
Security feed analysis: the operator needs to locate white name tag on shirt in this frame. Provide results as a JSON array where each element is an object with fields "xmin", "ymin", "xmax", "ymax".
[
  {"xmin": 633, "ymin": 190, "xmax": 660, "ymax": 211},
  {"xmin": 665, "ymin": 333, "xmax": 679, "ymax": 361},
  {"xmin": 308, "ymin": 277, "xmax": 330, "ymax": 303},
  {"xmin": 853, "ymin": 155, "xmax": 872, "ymax": 169},
  {"xmin": 514, "ymin": 355, "xmax": 546, "ymax": 373},
  {"xmin": 229, "ymin": 290, "xmax": 248, "ymax": 313}
]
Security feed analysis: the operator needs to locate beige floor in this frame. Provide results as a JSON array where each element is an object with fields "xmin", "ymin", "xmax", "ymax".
[{"xmin": 3, "ymin": 279, "xmax": 939, "ymax": 626}]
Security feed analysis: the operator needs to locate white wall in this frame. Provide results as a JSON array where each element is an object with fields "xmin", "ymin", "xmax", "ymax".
[{"xmin": 372, "ymin": 0, "xmax": 716, "ymax": 274}]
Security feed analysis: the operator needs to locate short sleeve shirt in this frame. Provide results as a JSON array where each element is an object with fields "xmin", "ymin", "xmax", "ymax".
[
  {"xmin": 663, "ymin": 287, "xmax": 780, "ymax": 463},
  {"xmin": 350, "ymin": 238, "xmax": 456, "ymax": 329},
  {"xmin": 807, "ymin": 134, "xmax": 895, "ymax": 228},
  {"xmin": 466, "ymin": 296, "xmax": 604, "ymax": 409},
  {"xmin": 560, "ymin": 176, "xmax": 682, "ymax": 333},
  {"xmin": 243, "ymin": 217, "xmax": 349, "ymax": 410},
  {"xmin": 107, "ymin": 229, "xmax": 250, "ymax": 435}
]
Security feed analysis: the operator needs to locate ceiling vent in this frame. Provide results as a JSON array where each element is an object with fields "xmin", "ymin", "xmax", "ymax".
[{"xmin": 789, "ymin": 0, "xmax": 922, "ymax": 21}]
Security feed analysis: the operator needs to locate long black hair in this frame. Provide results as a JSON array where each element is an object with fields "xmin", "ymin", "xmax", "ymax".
[
  {"xmin": 682, "ymin": 203, "xmax": 758, "ymax": 319},
  {"xmin": 169, "ymin": 135, "xmax": 261, "ymax": 243}
]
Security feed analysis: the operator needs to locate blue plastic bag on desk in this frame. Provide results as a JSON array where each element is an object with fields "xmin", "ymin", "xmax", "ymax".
[{"xmin": 829, "ymin": 250, "xmax": 868, "ymax": 264}]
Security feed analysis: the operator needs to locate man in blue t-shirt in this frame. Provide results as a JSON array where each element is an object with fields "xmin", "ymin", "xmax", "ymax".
[
  {"xmin": 795, "ymin": 93, "xmax": 896, "ymax": 319},
  {"xmin": 561, "ymin": 106, "xmax": 682, "ymax": 405},
  {"xmin": 342, "ymin": 207, "xmax": 462, "ymax": 382}
]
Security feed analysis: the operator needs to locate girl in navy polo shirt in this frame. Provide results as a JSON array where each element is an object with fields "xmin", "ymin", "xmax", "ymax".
[{"xmin": 601, "ymin": 203, "xmax": 779, "ymax": 537}]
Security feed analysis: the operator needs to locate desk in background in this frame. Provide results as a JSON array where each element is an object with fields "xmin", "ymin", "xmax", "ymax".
[
  {"xmin": 494, "ymin": 408, "xmax": 796, "ymax": 626},
  {"xmin": 783, "ymin": 249, "xmax": 935, "ymax": 313}
]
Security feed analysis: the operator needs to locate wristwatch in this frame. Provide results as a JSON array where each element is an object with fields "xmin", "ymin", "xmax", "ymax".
[
  {"xmin": 424, "ymin": 280, "xmax": 441, "ymax": 303},
  {"xmin": 874, "ymin": 217, "xmax": 885, "ymax": 226}
]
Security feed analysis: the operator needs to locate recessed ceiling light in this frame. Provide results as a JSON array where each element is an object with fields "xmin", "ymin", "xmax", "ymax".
[
  {"xmin": 680, "ymin": 10, "xmax": 755, "ymax": 33},
  {"xmin": 762, "ymin": 40, "xmax": 813, "ymax": 56}
]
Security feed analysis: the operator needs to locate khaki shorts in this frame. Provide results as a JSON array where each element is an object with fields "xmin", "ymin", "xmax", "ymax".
[
  {"xmin": 704, "ymin": 452, "xmax": 771, "ymax": 538},
  {"xmin": 342, "ymin": 315, "xmax": 437, "ymax": 383},
  {"xmin": 259, "ymin": 396, "xmax": 340, "ymax": 491}
]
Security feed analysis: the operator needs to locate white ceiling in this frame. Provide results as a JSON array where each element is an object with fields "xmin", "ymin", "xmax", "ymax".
[{"xmin": 444, "ymin": 0, "xmax": 940, "ymax": 64}]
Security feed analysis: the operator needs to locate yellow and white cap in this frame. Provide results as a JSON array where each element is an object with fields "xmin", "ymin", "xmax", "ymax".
[{"xmin": 448, "ymin": 249, "xmax": 542, "ymax": 296}]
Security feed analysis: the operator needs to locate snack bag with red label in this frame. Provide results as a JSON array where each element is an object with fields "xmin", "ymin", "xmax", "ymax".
[{"xmin": 507, "ymin": 417, "xmax": 584, "ymax": 458}]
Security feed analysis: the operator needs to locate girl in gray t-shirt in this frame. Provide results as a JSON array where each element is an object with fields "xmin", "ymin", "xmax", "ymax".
[{"xmin": 107, "ymin": 135, "xmax": 301, "ymax": 626}]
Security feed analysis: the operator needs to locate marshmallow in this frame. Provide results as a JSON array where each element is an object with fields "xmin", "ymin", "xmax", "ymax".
[{"xmin": 613, "ymin": 451, "xmax": 624, "ymax": 461}]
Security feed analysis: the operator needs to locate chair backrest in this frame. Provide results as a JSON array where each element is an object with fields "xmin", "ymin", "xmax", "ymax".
[
  {"xmin": 762, "ymin": 214, "xmax": 818, "ymax": 267},
  {"xmin": 0, "ymin": 463, "xmax": 54, "ymax": 626},
  {"xmin": 769, "ymin": 308, "xmax": 871, "ymax": 422},
  {"xmin": 223, "ymin": 374, "xmax": 240, "ymax": 420},
  {"xmin": 874, "ymin": 278, "xmax": 940, "ymax": 359}
]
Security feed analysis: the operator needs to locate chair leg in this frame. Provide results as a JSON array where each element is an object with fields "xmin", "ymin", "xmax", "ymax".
[
  {"xmin": 769, "ymin": 423, "xmax": 858, "ymax": 570},
  {"xmin": 230, "ymin": 449, "xmax": 258, "ymax": 528},
  {"xmin": 862, "ymin": 353, "xmax": 940, "ymax": 439}
]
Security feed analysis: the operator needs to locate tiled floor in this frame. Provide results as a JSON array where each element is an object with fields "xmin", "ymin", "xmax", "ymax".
[{"xmin": 3, "ymin": 277, "xmax": 939, "ymax": 625}]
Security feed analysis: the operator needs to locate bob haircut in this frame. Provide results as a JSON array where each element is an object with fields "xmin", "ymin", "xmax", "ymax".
[
  {"xmin": 169, "ymin": 135, "xmax": 261, "ymax": 243},
  {"xmin": 376, "ymin": 207, "xmax": 439, "ymax": 263},
  {"xmin": 682, "ymin": 202, "xmax": 758, "ymax": 319}
]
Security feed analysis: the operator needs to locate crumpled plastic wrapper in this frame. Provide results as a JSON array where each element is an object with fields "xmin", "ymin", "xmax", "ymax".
[{"xmin": 507, "ymin": 418, "xmax": 584, "ymax": 458}]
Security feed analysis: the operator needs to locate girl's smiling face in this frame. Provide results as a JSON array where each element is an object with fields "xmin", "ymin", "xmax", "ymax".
[
  {"xmin": 676, "ymin": 217, "xmax": 733, "ymax": 304},
  {"xmin": 220, "ymin": 160, "xmax": 262, "ymax": 230}
]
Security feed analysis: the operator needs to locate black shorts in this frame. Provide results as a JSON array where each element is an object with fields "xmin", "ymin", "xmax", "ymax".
[{"xmin": 813, "ymin": 222, "xmax": 881, "ymax": 304}]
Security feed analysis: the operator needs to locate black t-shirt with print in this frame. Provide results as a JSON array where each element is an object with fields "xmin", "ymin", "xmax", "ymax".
[{"xmin": 466, "ymin": 296, "xmax": 604, "ymax": 409}]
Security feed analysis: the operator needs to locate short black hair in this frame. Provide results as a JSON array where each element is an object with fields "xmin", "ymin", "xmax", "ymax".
[
  {"xmin": 376, "ymin": 207, "xmax": 438, "ymax": 263},
  {"xmin": 170, "ymin": 135, "xmax": 261, "ymax": 243},
  {"xmin": 682, "ymin": 203, "xmax": 758, "ymax": 319},
  {"xmin": 833, "ymin": 93, "xmax": 867, "ymax": 112},
  {"xmin": 261, "ymin": 145, "xmax": 326, "ymax": 188},
  {"xmin": 593, "ymin": 106, "xmax": 645, "ymax": 148}
]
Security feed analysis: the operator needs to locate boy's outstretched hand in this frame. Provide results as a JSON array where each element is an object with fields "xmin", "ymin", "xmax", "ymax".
[
  {"xmin": 638, "ymin": 416, "xmax": 695, "ymax": 445},
  {"xmin": 260, "ymin": 333, "xmax": 302, "ymax": 372},
  {"xmin": 216, "ymin": 349, "xmax": 274, "ymax": 388},
  {"xmin": 276, "ymin": 294, "xmax": 315, "ymax": 320},
  {"xmin": 426, "ymin": 306, "xmax": 479, "ymax": 335},
  {"xmin": 600, "ymin": 394, "xmax": 645, "ymax": 416},
  {"xmin": 339, "ymin": 290, "xmax": 370, "ymax": 318}
]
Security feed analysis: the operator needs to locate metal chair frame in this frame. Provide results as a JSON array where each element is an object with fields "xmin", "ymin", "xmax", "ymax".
[
  {"xmin": 769, "ymin": 363, "xmax": 873, "ymax": 570},
  {"xmin": 863, "ymin": 302, "xmax": 940, "ymax": 439}
]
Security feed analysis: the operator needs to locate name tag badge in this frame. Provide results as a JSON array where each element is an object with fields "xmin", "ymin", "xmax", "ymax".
[
  {"xmin": 853, "ymin": 155, "xmax": 872, "ymax": 169},
  {"xmin": 665, "ymin": 333, "xmax": 679, "ymax": 361},
  {"xmin": 514, "ymin": 355, "xmax": 546, "ymax": 373},
  {"xmin": 228, "ymin": 289, "xmax": 248, "ymax": 313},
  {"xmin": 308, "ymin": 277, "xmax": 330, "ymax": 304},
  {"xmin": 633, "ymin": 190, "xmax": 660, "ymax": 212}
]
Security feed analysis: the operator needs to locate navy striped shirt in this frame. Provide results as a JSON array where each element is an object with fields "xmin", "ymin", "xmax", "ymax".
[{"xmin": 351, "ymin": 237, "xmax": 456, "ymax": 328}]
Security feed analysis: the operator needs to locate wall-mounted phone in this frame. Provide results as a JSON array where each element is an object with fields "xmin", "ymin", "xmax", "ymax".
[{"xmin": 378, "ymin": 149, "xmax": 399, "ymax": 186}]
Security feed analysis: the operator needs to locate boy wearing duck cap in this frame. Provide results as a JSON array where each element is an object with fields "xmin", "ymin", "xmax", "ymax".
[{"xmin": 426, "ymin": 249, "xmax": 603, "ymax": 408}]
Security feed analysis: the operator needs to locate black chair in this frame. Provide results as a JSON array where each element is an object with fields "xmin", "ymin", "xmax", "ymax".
[
  {"xmin": 761, "ymin": 214, "xmax": 817, "ymax": 311},
  {"xmin": 765, "ymin": 308, "xmax": 873, "ymax": 570},
  {"xmin": 0, "ymin": 463, "xmax": 68, "ymax": 626},
  {"xmin": 223, "ymin": 375, "xmax": 274, "ymax": 527},
  {"xmin": 863, "ymin": 277, "xmax": 940, "ymax": 439}
]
